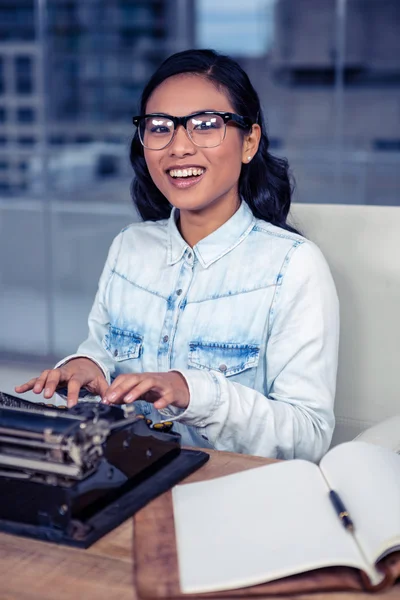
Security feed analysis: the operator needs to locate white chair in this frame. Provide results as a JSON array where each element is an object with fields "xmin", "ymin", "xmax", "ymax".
[
  {"xmin": 291, "ymin": 203, "xmax": 400, "ymax": 452},
  {"xmin": 2, "ymin": 203, "xmax": 399, "ymax": 453},
  {"xmin": 353, "ymin": 415, "xmax": 400, "ymax": 452}
]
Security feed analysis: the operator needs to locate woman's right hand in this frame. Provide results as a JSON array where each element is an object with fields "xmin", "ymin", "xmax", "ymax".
[{"xmin": 14, "ymin": 358, "xmax": 109, "ymax": 408}]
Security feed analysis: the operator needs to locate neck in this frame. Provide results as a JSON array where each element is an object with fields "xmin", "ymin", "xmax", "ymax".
[{"xmin": 178, "ymin": 192, "xmax": 241, "ymax": 248}]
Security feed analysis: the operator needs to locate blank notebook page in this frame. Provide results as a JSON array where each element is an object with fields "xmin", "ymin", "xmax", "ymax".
[
  {"xmin": 320, "ymin": 441, "xmax": 400, "ymax": 565},
  {"xmin": 172, "ymin": 459, "xmax": 373, "ymax": 594}
]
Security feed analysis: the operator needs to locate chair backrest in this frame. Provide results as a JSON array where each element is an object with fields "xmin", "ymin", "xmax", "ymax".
[{"xmin": 290, "ymin": 203, "xmax": 400, "ymax": 446}]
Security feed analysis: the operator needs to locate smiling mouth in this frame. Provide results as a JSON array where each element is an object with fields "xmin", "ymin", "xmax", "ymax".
[
  {"xmin": 168, "ymin": 168, "xmax": 205, "ymax": 178},
  {"xmin": 166, "ymin": 167, "xmax": 206, "ymax": 189}
]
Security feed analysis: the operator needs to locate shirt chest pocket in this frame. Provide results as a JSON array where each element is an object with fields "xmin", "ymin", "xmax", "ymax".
[
  {"xmin": 103, "ymin": 325, "xmax": 143, "ymax": 362},
  {"xmin": 188, "ymin": 342, "xmax": 260, "ymax": 383}
]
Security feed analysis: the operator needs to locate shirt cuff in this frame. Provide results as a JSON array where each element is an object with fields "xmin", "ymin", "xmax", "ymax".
[
  {"xmin": 54, "ymin": 354, "xmax": 111, "ymax": 401},
  {"xmin": 161, "ymin": 368, "xmax": 221, "ymax": 426}
]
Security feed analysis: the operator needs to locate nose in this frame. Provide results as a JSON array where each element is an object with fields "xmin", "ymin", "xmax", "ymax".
[{"xmin": 168, "ymin": 124, "xmax": 196, "ymax": 157}]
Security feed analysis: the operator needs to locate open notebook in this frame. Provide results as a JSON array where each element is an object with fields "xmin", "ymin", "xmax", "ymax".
[{"xmin": 172, "ymin": 441, "xmax": 400, "ymax": 594}]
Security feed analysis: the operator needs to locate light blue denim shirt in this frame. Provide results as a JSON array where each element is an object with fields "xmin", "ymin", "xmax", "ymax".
[{"xmin": 59, "ymin": 201, "xmax": 339, "ymax": 461}]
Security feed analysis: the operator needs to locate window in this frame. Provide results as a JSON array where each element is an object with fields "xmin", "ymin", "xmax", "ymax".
[
  {"xmin": 0, "ymin": 4, "xmax": 34, "ymax": 41},
  {"xmin": 0, "ymin": 58, "xmax": 4, "ymax": 94},
  {"xmin": 15, "ymin": 56, "xmax": 33, "ymax": 94},
  {"xmin": 75, "ymin": 134, "xmax": 93, "ymax": 144},
  {"xmin": 17, "ymin": 107, "xmax": 35, "ymax": 123},
  {"xmin": 18, "ymin": 135, "xmax": 36, "ymax": 146},
  {"xmin": 48, "ymin": 135, "xmax": 66, "ymax": 145}
]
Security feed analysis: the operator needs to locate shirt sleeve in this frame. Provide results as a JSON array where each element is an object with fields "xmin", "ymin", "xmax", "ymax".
[
  {"xmin": 54, "ymin": 232, "xmax": 124, "ymax": 387},
  {"xmin": 164, "ymin": 241, "xmax": 340, "ymax": 462}
]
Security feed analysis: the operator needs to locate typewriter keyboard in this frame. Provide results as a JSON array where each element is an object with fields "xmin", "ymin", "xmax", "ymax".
[{"xmin": 0, "ymin": 390, "xmax": 66, "ymax": 410}]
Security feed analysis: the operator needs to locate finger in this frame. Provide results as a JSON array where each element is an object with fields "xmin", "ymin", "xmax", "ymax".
[
  {"xmin": 123, "ymin": 378, "xmax": 158, "ymax": 404},
  {"xmin": 66, "ymin": 378, "xmax": 82, "ymax": 408},
  {"xmin": 31, "ymin": 370, "xmax": 51, "ymax": 394},
  {"xmin": 103, "ymin": 374, "xmax": 142, "ymax": 403},
  {"xmin": 152, "ymin": 391, "xmax": 175, "ymax": 410},
  {"xmin": 42, "ymin": 370, "xmax": 63, "ymax": 399},
  {"xmin": 96, "ymin": 377, "xmax": 109, "ymax": 400},
  {"xmin": 15, "ymin": 377, "xmax": 40, "ymax": 393}
]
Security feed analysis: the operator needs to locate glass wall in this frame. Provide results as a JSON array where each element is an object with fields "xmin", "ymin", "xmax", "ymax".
[{"xmin": 0, "ymin": 0, "xmax": 399, "ymax": 362}]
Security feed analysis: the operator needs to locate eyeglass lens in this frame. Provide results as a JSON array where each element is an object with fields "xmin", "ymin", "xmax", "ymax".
[{"xmin": 139, "ymin": 114, "xmax": 226, "ymax": 149}]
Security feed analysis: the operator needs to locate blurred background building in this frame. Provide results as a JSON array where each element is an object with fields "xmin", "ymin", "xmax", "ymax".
[{"xmin": 0, "ymin": 0, "xmax": 399, "ymax": 366}]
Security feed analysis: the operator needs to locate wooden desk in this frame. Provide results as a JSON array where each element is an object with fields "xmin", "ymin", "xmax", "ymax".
[{"xmin": 0, "ymin": 450, "xmax": 398, "ymax": 600}]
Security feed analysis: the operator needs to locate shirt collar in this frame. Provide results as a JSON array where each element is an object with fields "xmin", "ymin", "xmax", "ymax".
[{"xmin": 166, "ymin": 201, "xmax": 256, "ymax": 268}]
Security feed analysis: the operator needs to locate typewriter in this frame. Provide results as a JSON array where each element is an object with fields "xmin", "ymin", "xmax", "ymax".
[{"xmin": 0, "ymin": 391, "xmax": 208, "ymax": 547}]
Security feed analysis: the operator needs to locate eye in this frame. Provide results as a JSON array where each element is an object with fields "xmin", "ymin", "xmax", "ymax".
[
  {"xmin": 151, "ymin": 125, "xmax": 170, "ymax": 134},
  {"xmin": 193, "ymin": 118, "xmax": 214, "ymax": 130},
  {"xmin": 190, "ymin": 115, "xmax": 223, "ymax": 132},
  {"xmin": 146, "ymin": 119, "xmax": 173, "ymax": 134}
]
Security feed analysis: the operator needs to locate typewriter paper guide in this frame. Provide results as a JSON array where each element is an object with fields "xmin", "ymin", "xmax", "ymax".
[{"xmin": 172, "ymin": 442, "xmax": 400, "ymax": 594}]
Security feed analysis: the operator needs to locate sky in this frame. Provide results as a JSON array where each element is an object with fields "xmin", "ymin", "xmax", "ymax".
[{"xmin": 196, "ymin": 0, "xmax": 278, "ymax": 56}]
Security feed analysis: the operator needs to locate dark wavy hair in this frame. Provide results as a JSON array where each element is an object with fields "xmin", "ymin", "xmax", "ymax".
[{"xmin": 130, "ymin": 48, "xmax": 298, "ymax": 233}]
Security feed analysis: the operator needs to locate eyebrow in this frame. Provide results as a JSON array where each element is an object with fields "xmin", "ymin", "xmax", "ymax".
[
  {"xmin": 189, "ymin": 109, "xmax": 222, "ymax": 114},
  {"xmin": 146, "ymin": 109, "xmax": 227, "ymax": 116}
]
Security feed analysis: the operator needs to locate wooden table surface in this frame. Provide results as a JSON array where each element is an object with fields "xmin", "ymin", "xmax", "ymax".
[{"xmin": 0, "ymin": 449, "xmax": 398, "ymax": 600}]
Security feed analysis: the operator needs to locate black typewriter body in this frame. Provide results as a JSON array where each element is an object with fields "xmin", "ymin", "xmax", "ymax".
[{"xmin": 0, "ymin": 391, "xmax": 208, "ymax": 547}]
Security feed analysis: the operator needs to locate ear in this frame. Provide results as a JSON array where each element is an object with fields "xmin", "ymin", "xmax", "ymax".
[{"xmin": 241, "ymin": 124, "xmax": 261, "ymax": 165}]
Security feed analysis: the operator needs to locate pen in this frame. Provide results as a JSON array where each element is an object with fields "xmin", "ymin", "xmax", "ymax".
[{"xmin": 329, "ymin": 490, "xmax": 355, "ymax": 532}]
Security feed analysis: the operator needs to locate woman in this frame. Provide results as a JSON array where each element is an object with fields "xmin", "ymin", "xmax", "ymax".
[{"xmin": 16, "ymin": 49, "xmax": 339, "ymax": 461}]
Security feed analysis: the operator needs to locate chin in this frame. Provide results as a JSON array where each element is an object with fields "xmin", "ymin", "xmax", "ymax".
[
  {"xmin": 167, "ymin": 192, "xmax": 213, "ymax": 213},
  {"xmin": 171, "ymin": 201, "xmax": 214, "ymax": 214}
]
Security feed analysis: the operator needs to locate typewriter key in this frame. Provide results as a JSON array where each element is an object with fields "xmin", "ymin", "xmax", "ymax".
[{"xmin": 152, "ymin": 421, "xmax": 174, "ymax": 433}]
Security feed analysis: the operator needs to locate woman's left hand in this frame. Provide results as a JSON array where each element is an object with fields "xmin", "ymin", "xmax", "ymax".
[{"xmin": 102, "ymin": 371, "xmax": 190, "ymax": 410}]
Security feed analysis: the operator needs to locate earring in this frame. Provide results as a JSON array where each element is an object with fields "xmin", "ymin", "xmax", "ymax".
[{"xmin": 247, "ymin": 156, "xmax": 252, "ymax": 162}]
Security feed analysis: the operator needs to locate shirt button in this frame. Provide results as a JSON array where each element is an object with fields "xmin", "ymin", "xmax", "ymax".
[
  {"xmin": 176, "ymin": 289, "xmax": 182, "ymax": 296},
  {"xmin": 187, "ymin": 252, "xmax": 192, "ymax": 259},
  {"xmin": 219, "ymin": 364, "xmax": 227, "ymax": 373},
  {"xmin": 163, "ymin": 335, "xmax": 169, "ymax": 343},
  {"xmin": 114, "ymin": 349, "xmax": 118, "ymax": 357}
]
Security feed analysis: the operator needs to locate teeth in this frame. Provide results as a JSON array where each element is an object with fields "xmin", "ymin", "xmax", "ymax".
[{"xmin": 169, "ymin": 168, "xmax": 204, "ymax": 178}]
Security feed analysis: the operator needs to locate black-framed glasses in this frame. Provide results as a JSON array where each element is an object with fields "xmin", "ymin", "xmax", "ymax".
[{"xmin": 132, "ymin": 111, "xmax": 253, "ymax": 150}]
